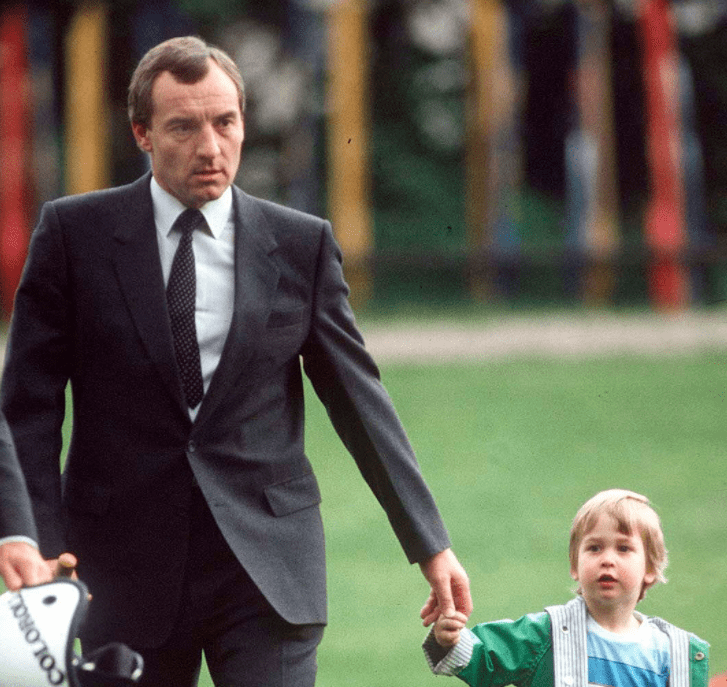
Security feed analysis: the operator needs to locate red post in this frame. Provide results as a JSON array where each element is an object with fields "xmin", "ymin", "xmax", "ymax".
[
  {"xmin": 638, "ymin": 0, "xmax": 688, "ymax": 309},
  {"xmin": 0, "ymin": 5, "xmax": 30, "ymax": 318}
]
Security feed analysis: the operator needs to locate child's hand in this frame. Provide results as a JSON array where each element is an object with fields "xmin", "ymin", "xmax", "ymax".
[{"xmin": 434, "ymin": 611, "xmax": 468, "ymax": 649}]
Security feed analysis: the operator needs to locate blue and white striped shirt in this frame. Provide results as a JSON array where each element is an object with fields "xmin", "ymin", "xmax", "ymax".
[{"xmin": 588, "ymin": 613, "xmax": 671, "ymax": 687}]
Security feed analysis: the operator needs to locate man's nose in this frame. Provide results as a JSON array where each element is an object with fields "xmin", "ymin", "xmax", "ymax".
[{"xmin": 197, "ymin": 124, "xmax": 221, "ymax": 157}]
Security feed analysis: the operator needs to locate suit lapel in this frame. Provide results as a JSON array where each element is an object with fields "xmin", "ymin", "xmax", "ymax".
[
  {"xmin": 194, "ymin": 187, "xmax": 280, "ymax": 425},
  {"xmin": 110, "ymin": 173, "xmax": 184, "ymax": 408}
]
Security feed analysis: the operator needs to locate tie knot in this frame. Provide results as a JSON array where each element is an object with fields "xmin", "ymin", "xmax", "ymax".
[{"xmin": 174, "ymin": 208, "xmax": 206, "ymax": 236}]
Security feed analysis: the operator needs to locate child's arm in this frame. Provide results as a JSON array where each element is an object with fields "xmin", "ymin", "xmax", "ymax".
[{"xmin": 423, "ymin": 611, "xmax": 552, "ymax": 686}]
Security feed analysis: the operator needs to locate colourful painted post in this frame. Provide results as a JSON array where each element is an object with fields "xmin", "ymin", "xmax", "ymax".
[
  {"xmin": 569, "ymin": 0, "xmax": 619, "ymax": 306},
  {"xmin": 0, "ymin": 5, "xmax": 30, "ymax": 317},
  {"xmin": 638, "ymin": 0, "xmax": 688, "ymax": 309},
  {"xmin": 326, "ymin": 0, "xmax": 372, "ymax": 309},
  {"xmin": 467, "ymin": 0, "xmax": 521, "ymax": 300},
  {"xmin": 64, "ymin": 2, "xmax": 110, "ymax": 196}
]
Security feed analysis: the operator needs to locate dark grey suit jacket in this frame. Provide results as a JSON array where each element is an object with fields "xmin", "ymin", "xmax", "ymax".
[
  {"xmin": 0, "ymin": 173, "xmax": 450, "ymax": 646},
  {"xmin": 0, "ymin": 411, "xmax": 38, "ymax": 542}
]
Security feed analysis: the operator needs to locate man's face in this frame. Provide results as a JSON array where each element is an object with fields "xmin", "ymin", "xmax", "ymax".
[{"xmin": 132, "ymin": 60, "xmax": 244, "ymax": 209}]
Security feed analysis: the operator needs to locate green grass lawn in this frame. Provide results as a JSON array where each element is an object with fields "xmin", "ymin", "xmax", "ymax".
[
  {"xmin": 6, "ymin": 351, "xmax": 725, "ymax": 684},
  {"xmin": 307, "ymin": 352, "xmax": 726, "ymax": 686}
]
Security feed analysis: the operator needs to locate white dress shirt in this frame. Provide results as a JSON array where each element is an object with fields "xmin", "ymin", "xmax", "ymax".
[
  {"xmin": 151, "ymin": 177, "xmax": 236, "ymax": 420},
  {"xmin": 0, "ymin": 535, "xmax": 40, "ymax": 549}
]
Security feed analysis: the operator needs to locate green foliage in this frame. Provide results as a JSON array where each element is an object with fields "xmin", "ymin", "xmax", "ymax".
[{"xmin": 174, "ymin": 0, "xmax": 247, "ymax": 24}]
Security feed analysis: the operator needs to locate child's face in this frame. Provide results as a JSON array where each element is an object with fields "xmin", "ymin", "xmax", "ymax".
[{"xmin": 570, "ymin": 513, "xmax": 656, "ymax": 615}]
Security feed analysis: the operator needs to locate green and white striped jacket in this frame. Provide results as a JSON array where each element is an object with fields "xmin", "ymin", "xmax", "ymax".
[{"xmin": 424, "ymin": 597, "xmax": 710, "ymax": 687}]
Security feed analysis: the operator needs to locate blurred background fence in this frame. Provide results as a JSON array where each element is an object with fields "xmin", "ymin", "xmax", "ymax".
[{"xmin": 1, "ymin": 0, "xmax": 727, "ymax": 317}]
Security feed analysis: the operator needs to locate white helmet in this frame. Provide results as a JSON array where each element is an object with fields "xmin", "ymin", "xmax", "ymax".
[{"xmin": 0, "ymin": 578, "xmax": 143, "ymax": 686}]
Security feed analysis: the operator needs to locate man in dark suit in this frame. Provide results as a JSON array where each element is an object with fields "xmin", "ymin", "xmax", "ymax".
[
  {"xmin": 0, "ymin": 411, "xmax": 53, "ymax": 590},
  {"xmin": 0, "ymin": 36, "xmax": 471, "ymax": 686}
]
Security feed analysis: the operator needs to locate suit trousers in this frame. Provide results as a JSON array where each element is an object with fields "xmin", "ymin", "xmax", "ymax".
[{"xmin": 87, "ymin": 483, "xmax": 324, "ymax": 687}]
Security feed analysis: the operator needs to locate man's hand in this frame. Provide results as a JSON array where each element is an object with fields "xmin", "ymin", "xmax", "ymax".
[
  {"xmin": 434, "ymin": 610, "xmax": 468, "ymax": 649},
  {"xmin": 0, "ymin": 542, "xmax": 54, "ymax": 591},
  {"xmin": 419, "ymin": 548, "xmax": 472, "ymax": 627},
  {"xmin": 49, "ymin": 552, "xmax": 79, "ymax": 580}
]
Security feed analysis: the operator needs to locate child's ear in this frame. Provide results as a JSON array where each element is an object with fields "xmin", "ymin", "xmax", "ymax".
[
  {"xmin": 643, "ymin": 570, "xmax": 656, "ymax": 587},
  {"xmin": 570, "ymin": 567, "xmax": 579, "ymax": 581}
]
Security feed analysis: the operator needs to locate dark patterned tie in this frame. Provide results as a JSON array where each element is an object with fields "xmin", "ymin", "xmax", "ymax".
[{"xmin": 167, "ymin": 208, "xmax": 205, "ymax": 409}]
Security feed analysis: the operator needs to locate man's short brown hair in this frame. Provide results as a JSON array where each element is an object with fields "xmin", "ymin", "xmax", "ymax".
[{"xmin": 128, "ymin": 35, "xmax": 245, "ymax": 128}]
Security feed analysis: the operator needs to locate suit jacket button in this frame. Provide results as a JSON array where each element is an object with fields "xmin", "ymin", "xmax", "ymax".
[{"xmin": 188, "ymin": 441, "xmax": 196, "ymax": 453}]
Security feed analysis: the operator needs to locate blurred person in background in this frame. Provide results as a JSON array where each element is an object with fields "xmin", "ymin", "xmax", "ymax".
[
  {"xmin": 0, "ymin": 410, "xmax": 53, "ymax": 591},
  {"xmin": 0, "ymin": 35, "xmax": 471, "ymax": 687}
]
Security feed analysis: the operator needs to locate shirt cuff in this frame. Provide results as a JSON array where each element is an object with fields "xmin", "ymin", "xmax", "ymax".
[
  {"xmin": 423, "ymin": 627, "xmax": 475, "ymax": 676},
  {"xmin": 0, "ymin": 536, "xmax": 40, "ymax": 549}
]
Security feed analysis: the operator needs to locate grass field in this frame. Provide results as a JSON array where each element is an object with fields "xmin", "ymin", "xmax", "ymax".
[
  {"xmin": 4, "ymin": 348, "xmax": 725, "ymax": 684},
  {"xmin": 301, "ymin": 352, "xmax": 726, "ymax": 686}
]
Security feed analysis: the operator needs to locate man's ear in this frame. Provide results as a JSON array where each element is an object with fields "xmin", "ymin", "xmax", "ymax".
[{"xmin": 132, "ymin": 122, "xmax": 152, "ymax": 152}]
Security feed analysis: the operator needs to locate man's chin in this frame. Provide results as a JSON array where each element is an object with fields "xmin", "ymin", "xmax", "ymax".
[{"xmin": 188, "ymin": 182, "xmax": 227, "ymax": 208}]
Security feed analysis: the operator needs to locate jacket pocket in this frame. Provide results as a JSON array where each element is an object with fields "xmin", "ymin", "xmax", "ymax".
[
  {"xmin": 264, "ymin": 472, "xmax": 321, "ymax": 517},
  {"xmin": 266, "ymin": 307, "xmax": 305, "ymax": 329},
  {"xmin": 64, "ymin": 475, "xmax": 111, "ymax": 516}
]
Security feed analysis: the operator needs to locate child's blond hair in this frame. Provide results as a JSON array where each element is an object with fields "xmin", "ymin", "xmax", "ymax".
[{"xmin": 569, "ymin": 489, "xmax": 668, "ymax": 601}]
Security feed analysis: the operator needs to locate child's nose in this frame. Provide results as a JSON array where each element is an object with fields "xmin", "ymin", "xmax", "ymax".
[{"xmin": 600, "ymin": 549, "xmax": 616, "ymax": 564}]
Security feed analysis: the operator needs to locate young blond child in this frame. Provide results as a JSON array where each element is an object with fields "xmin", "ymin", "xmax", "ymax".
[{"xmin": 424, "ymin": 489, "xmax": 710, "ymax": 687}]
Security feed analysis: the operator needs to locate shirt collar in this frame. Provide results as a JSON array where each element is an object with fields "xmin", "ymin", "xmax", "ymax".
[{"xmin": 150, "ymin": 176, "xmax": 233, "ymax": 239}]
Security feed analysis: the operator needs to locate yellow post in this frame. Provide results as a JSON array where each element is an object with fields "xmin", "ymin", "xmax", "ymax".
[
  {"xmin": 574, "ymin": 0, "xmax": 620, "ymax": 305},
  {"xmin": 466, "ymin": 0, "xmax": 514, "ymax": 300},
  {"xmin": 326, "ymin": 0, "xmax": 372, "ymax": 309},
  {"xmin": 64, "ymin": 2, "xmax": 110, "ymax": 195}
]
